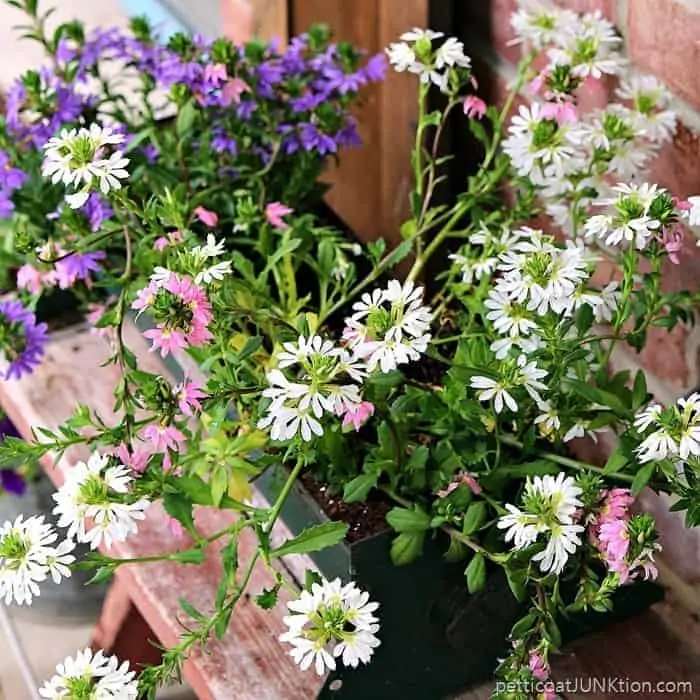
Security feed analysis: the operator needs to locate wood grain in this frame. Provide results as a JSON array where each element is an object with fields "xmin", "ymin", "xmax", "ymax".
[{"xmin": 0, "ymin": 324, "xmax": 323, "ymax": 700}]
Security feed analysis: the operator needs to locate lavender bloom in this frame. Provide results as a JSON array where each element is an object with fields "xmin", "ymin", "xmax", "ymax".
[
  {"xmin": 55, "ymin": 250, "xmax": 106, "ymax": 288},
  {"xmin": 140, "ymin": 144, "xmax": 159, "ymax": 164},
  {"xmin": 363, "ymin": 53, "xmax": 388, "ymax": 82},
  {"xmin": 299, "ymin": 123, "xmax": 338, "ymax": 155},
  {"xmin": 211, "ymin": 131, "xmax": 237, "ymax": 156},
  {"xmin": 335, "ymin": 118, "xmax": 362, "ymax": 148},
  {"xmin": 0, "ymin": 152, "xmax": 28, "ymax": 190},
  {"xmin": 0, "ymin": 299, "xmax": 48, "ymax": 380},
  {"xmin": 0, "ymin": 194, "xmax": 15, "ymax": 219},
  {"xmin": 290, "ymin": 92, "xmax": 326, "ymax": 113},
  {"xmin": 55, "ymin": 38, "xmax": 78, "ymax": 64},
  {"xmin": 1, "ymin": 469, "xmax": 26, "ymax": 496},
  {"xmin": 80, "ymin": 194, "xmax": 114, "ymax": 232}
]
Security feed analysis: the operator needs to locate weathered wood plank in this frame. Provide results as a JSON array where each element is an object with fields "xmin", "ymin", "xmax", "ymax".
[{"xmin": 0, "ymin": 323, "xmax": 323, "ymax": 700}]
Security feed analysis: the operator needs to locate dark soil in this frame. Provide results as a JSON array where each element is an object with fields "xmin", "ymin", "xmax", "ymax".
[{"xmin": 300, "ymin": 473, "xmax": 393, "ymax": 544}]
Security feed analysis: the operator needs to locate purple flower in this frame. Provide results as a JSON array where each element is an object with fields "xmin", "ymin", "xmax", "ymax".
[
  {"xmin": 1, "ymin": 469, "xmax": 26, "ymax": 496},
  {"xmin": 80, "ymin": 194, "xmax": 114, "ymax": 232},
  {"xmin": 55, "ymin": 250, "xmax": 106, "ymax": 288},
  {"xmin": 0, "ymin": 299, "xmax": 48, "ymax": 380},
  {"xmin": 0, "ymin": 417, "xmax": 20, "ymax": 441},
  {"xmin": 211, "ymin": 131, "xmax": 237, "ymax": 156},
  {"xmin": 0, "ymin": 194, "xmax": 15, "ymax": 219},
  {"xmin": 362, "ymin": 54, "xmax": 388, "ymax": 82},
  {"xmin": 298, "ymin": 123, "xmax": 338, "ymax": 155},
  {"xmin": 140, "ymin": 144, "xmax": 159, "ymax": 164},
  {"xmin": 335, "ymin": 118, "xmax": 362, "ymax": 148},
  {"xmin": 56, "ymin": 38, "xmax": 78, "ymax": 64},
  {"xmin": 290, "ymin": 92, "xmax": 325, "ymax": 112},
  {"xmin": 0, "ymin": 152, "xmax": 28, "ymax": 190}
]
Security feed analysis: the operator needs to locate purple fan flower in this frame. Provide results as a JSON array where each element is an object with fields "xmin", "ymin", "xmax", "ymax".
[
  {"xmin": 55, "ymin": 250, "xmax": 106, "ymax": 288},
  {"xmin": 0, "ymin": 194, "xmax": 15, "ymax": 219},
  {"xmin": 1, "ymin": 469, "xmax": 26, "ymax": 496},
  {"xmin": 80, "ymin": 194, "xmax": 114, "ymax": 232},
  {"xmin": 0, "ymin": 299, "xmax": 48, "ymax": 380},
  {"xmin": 299, "ymin": 123, "xmax": 338, "ymax": 155},
  {"xmin": 211, "ymin": 131, "xmax": 237, "ymax": 156},
  {"xmin": 140, "ymin": 144, "xmax": 159, "ymax": 164},
  {"xmin": 0, "ymin": 152, "xmax": 28, "ymax": 190}
]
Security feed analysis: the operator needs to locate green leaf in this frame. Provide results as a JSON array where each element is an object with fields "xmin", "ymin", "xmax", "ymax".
[
  {"xmin": 465, "ymin": 553, "xmax": 486, "ymax": 594},
  {"xmin": 179, "ymin": 598, "xmax": 205, "ymax": 621},
  {"xmin": 563, "ymin": 379, "xmax": 630, "ymax": 415},
  {"xmin": 462, "ymin": 501, "xmax": 488, "ymax": 535},
  {"xmin": 602, "ymin": 450, "xmax": 628, "ymax": 476},
  {"xmin": 256, "ymin": 585, "xmax": 280, "ymax": 610},
  {"xmin": 421, "ymin": 110, "xmax": 442, "ymax": 127},
  {"xmin": 631, "ymin": 461, "xmax": 656, "ymax": 495},
  {"xmin": 162, "ymin": 492, "xmax": 197, "ymax": 537},
  {"xmin": 343, "ymin": 472, "xmax": 379, "ymax": 503},
  {"xmin": 632, "ymin": 370, "xmax": 648, "ymax": 409},
  {"xmin": 399, "ymin": 219, "xmax": 417, "ymax": 240},
  {"xmin": 505, "ymin": 568, "xmax": 527, "ymax": 602},
  {"xmin": 270, "ymin": 521, "xmax": 349, "ymax": 558},
  {"xmin": 543, "ymin": 614, "xmax": 562, "ymax": 649},
  {"xmin": 509, "ymin": 612, "xmax": 536, "ymax": 639},
  {"xmin": 444, "ymin": 537, "xmax": 468, "ymax": 563},
  {"xmin": 211, "ymin": 467, "xmax": 229, "ymax": 508},
  {"xmin": 390, "ymin": 531, "xmax": 425, "ymax": 565},
  {"xmin": 386, "ymin": 506, "xmax": 431, "ymax": 533},
  {"xmin": 176, "ymin": 99, "xmax": 197, "ymax": 137},
  {"xmin": 173, "ymin": 548, "xmax": 206, "ymax": 564},
  {"xmin": 382, "ymin": 239, "xmax": 414, "ymax": 269}
]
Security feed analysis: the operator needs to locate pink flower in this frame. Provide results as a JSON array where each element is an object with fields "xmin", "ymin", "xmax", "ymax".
[
  {"xmin": 115, "ymin": 443, "xmax": 151, "ymax": 473},
  {"xmin": 265, "ymin": 201, "xmax": 294, "ymax": 229},
  {"xmin": 599, "ymin": 488, "xmax": 634, "ymax": 524},
  {"xmin": 141, "ymin": 423, "xmax": 187, "ymax": 454},
  {"xmin": 204, "ymin": 62, "xmax": 228, "ymax": 85},
  {"xmin": 174, "ymin": 379, "xmax": 206, "ymax": 416},
  {"xmin": 194, "ymin": 206, "xmax": 218, "ymax": 227},
  {"xmin": 674, "ymin": 197, "xmax": 692, "ymax": 212},
  {"xmin": 463, "ymin": 95, "xmax": 487, "ymax": 119},
  {"xmin": 540, "ymin": 101, "xmax": 577, "ymax": 124},
  {"xmin": 529, "ymin": 68, "xmax": 549, "ymax": 95},
  {"xmin": 599, "ymin": 518, "xmax": 630, "ymax": 564},
  {"xmin": 437, "ymin": 472, "xmax": 483, "ymax": 498},
  {"xmin": 663, "ymin": 228, "xmax": 684, "ymax": 265},
  {"xmin": 528, "ymin": 650, "xmax": 549, "ymax": 682},
  {"xmin": 143, "ymin": 327, "xmax": 189, "ymax": 357},
  {"xmin": 164, "ymin": 513, "xmax": 186, "ymax": 538},
  {"xmin": 16, "ymin": 264, "xmax": 48, "ymax": 294},
  {"xmin": 154, "ymin": 231, "xmax": 183, "ymax": 251},
  {"xmin": 221, "ymin": 77, "xmax": 251, "ymax": 106},
  {"xmin": 341, "ymin": 401, "xmax": 375, "ymax": 431}
]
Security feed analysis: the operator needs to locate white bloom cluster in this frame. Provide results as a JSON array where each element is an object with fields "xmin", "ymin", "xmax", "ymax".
[
  {"xmin": 280, "ymin": 578, "xmax": 380, "ymax": 675},
  {"xmin": 386, "ymin": 28, "xmax": 470, "ymax": 91},
  {"xmin": 191, "ymin": 234, "xmax": 232, "ymax": 285},
  {"xmin": 258, "ymin": 335, "xmax": 366, "ymax": 441},
  {"xmin": 471, "ymin": 355, "xmax": 547, "ymax": 414},
  {"xmin": 0, "ymin": 515, "xmax": 75, "ymax": 606},
  {"xmin": 498, "ymin": 473, "xmax": 584, "ymax": 574},
  {"xmin": 42, "ymin": 124, "xmax": 129, "ymax": 208},
  {"xmin": 634, "ymin": 394, "xmax": 700, "ymax": 464},
  {"xmin": 53, "ymin": 452, "xmax": 150, "ymax": 550},
  {"xmin": 584, "ymin": 182, "xmax": 666, "ymax": 250},
  {"xmin": 39, "ymin": 647, "xmax": 138, "ymax": 699}
]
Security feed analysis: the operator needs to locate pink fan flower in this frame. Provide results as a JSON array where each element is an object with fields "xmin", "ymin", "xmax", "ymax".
[
  {"xmin": 663, "ymin": 228, "xmax": 684, "ymax": 265},
  {"xmin": 341, "ymin": 401, "xmax": 375, "ymax": 431},
  {"xmin": 194, "ymin": 206, "xmax": 218, "ymax": 227},
  {"xmin": 540, "ymin": 101, "xmax": 577, "ymax": 124},
  {"xmin": 529, "ymin": 68, "xmax": 549, "ymax": 95},
  {"xmin": 143, "ymin": 327, "xmax": 189, "ymax": 357},
  {"xmin": 115, "ymin": 443, "xmax": 151, "ymax": 474},
  {"xmin": 164, "ymin": 513, "xmax": 186, "ymax": 538},
  {"xmin": 174, "ymin": 379, "xmax": 206, "ymax": 416},
  {"xmin": 154, "ymin": 230, "xmax": 183, "ymax": 251},
  {"xmin": 463, "ymin": 95, "xmax": 487, "ymax": 119},
  {"xmin": 221, "ymin": 77, "xmax": 251, "ymax": 106},
  {"xmin": 599, "ymin": 518, "xmax": 630, "ymax": 565},
  {"xmin": 16, "ymin": 264, "xmax": 51, "ymax": 294},
  {"xmin": 204, "ymin": 62, "xmax": 228, "ymax": 85},
  {"xmin": 141, "ymin": 423, "xmax": 187, "ymax": 454},
  {"xmin": 265, "ymin": 201, "xmax": 294, "ymax": 229},
  {"xmin": 437, "ymin": 472, "xmax": 482, "ymax": 498},
  {"xmin": 528, "ymin": 650, "xmax": 549, "ymax": 682}
]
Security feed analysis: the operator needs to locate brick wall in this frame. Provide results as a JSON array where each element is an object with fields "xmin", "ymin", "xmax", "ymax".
[{"xmin": 459, "ymin": 0, "xmax": 700, "ymax": 590}]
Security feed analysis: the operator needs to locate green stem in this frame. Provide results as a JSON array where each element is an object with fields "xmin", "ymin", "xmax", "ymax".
[{"xmin": 266, "ymin": 458, "xmax": 305, "ymax": 531}]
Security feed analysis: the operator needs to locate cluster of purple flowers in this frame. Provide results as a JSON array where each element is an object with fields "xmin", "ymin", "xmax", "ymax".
[
  {"xmin": 0, "ymin": 299, "xmax": 48, "ymax": 381},
  {"xmin": 0, "ymin": 417, "xmax": 26, "ymax": 496},
  {"xmin": 0, "ymin": 151, "xmax": 28, "ymax": 219}
]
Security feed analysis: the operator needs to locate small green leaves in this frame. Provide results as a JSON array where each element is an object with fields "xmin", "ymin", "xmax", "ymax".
[
  {"xmin": 343, "ymin": 472, "xmax": 379, "ymax": 503},
  {"xmin": 176, "ymin": 99, "xmax": 197, "ymax": 137},
  {"xmin": 390, "ymin": 531, "xmax": 425, "ymax": 565},
  {"xmin": 386, "ymin": 506, "xmax": 431, "ymax": 533},
  {"xmin": 270, "ymin": 522, "xmax": 348, "ymax": 558},
  {"xmin": 462, "ymin": 501, "xmax": 488, "ymax": 535},
  {"xmin": 465, "ymin": 553, "xmax": 486, "ymax": 594},
  {"xmin": 631, "ymin": 461, "xmax": 656, "ymax": 495}
]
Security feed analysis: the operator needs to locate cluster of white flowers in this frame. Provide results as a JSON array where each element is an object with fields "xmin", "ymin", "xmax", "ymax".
[
  {"xmin": 191, "ymin": 234, "xmax": 233, "ymax": 285},
  {"xmin": 385, "ymin": 28, "xmax": 470, "ymax": 91},
  {"xmin": 0, "ymin": 515, "xmax": 75, "ymax": 606},
  {"xmin": 53, "ymin": 452, "xmax": 150, "ymax": 550},
  {"xmin": 258, "ymin": 281, "xmax": 432, "ymax": 442},
  {"xmin": 498, "ymin": 473, "xmax": 584, "ymax": 574},
  {"xmin": 39, "ymin": 647, "xmax": 138, "ymax": 699},
  {"xmin": 0, "ymin": 453, "xmax": 148, "ymax": 606},
  {"xmin": 634, "ymin": 394, "xmax": 700, "ymax": 464},
  {"xmin": 42, "ymin": 124, "xmax": 129, "ymax": 208},
  {"xmin": 280, "ymin": 578, "xmax": 380, "ymax": 675}
]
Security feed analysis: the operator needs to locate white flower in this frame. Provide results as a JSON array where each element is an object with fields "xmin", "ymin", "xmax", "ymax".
[
  {"xmin": 533, "ymin": 522, "xmax": 584, "ymax": 575},
  {"xmin": 95, "ymin": 151, "xmax": 129, "ymax": 194},
  {"xmin": 150, "ymin": 266, "xmax": 173, "ymax": 287},
  {"xmin": 484, "ymin": 289, "xmax": 538, "ymax": 337},
  {"xmin": 510, "ymin": 2, "xmax": 577, "ymax": 49},
  {"xmin": 685, "ymin": 196, "xmax": 700, "ymax": 227},
  {"xmin": 593, "ymin": 281, "xmax": 621, "ymax": 322},
  {"xmin": 277, "ymin": 335, "xmax": 339, "ymax": 369},
  {"xmin": 400, "ymin": 28, "xmax": 443, "ymax": 42},
  {"xmin": 39, "ymin": 647, "xmax": 138, "ymax": 699},
  {"xmin": 386, "ymin": 42, "xmax": 417, "ymax": 72},
  {"xmin": 53, "ymin": 452, "xmax": 150, "ymax": 550},
  {"xmin": 344, "ymin": 280, "xmax": 432, "ymax": 374},
  {"xmin": 280, "ymin": 578, "xmax": 380, "ymax": 675},
  {"xmin": 497, "ymin": 504, "xmax": 543, "ymax": 549},
  {"xmin": 471, "ymin": 375, "xmax": 518, "ymax": 413},
  {"xmin": 435, "ymin": 37, "xmax": 470, "ymax": 69},
  {"xmin": 634, "ymin": 403, "xmax": 663, "ymax": 432},
  {"xmin": 192, "ymin": 234, "xmax": 226, "ymax": 259},
  {"xmin": 563, "ymin": 422, "xmax": 586, "ymax": 443},
  {"xmin": 535, "ymin": 402, "xmax": 561, "ymax": 435},
  {"xmin": 0, "ymin": 515, "xmax": 75, "ymax": 606},
  {"xmin": 636, "ymin": 429, "xmax": 678, "ymax": 463},
  {"xmin": 195, "ymin": 261, "xmax": 232, "ymax": 285}
]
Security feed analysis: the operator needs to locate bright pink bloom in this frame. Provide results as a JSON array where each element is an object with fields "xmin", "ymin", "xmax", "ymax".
[
  {"xmin": 115, "ymin": 443, "xmax": 151, "ymax": 473},
  {"xmin": 540, "ymin": 101, "xmax": 577, "ymax": 124},
  {"xmin": 204, "ymin": 62, "xmax": 228, "ymax": 85},
  {"xmin": 463, "ymin": 95, "xmax": 487, "ymax": 119},
  {"xmin": 599, "ymin": 488, "xmax": 634, "ymax": 524},
  {"xmin": 131, "ymin": 280, "xmax": 160, "ymax": 314},
  {"xmin": 265, "ymin": 201, "xmax": 294, "ymax": 229},
  {"xmin": 141, "ymin": 423, "xmax": 187, "ymax": 454},
  {"xmin": 221, "ymin": 77, "xmax": 251, "ymax": 106},
  {"xmin": 663, "ymin": 228, "xmax": 684, "ymax": 265},
  {"xmin": 16, "ymin": 264, "xmax": 49, "ymax": 294},
  {"xmin": 143, "ymin": 327, "xmax": 189, "ymax": 357},
  {"xmin": 599, "ymin": 518, "xmax": 630, "ymax": 564},
  {"xmin": 673, "ymin": 197, "xmax": 692, "ymax": 212},
  {"xmin": 174, "ymin": 379, "xmax": 206, "ymax": 416},
  {"xmin": 437, "ymin": 472, "xmax": 483, "ymax": 498},
  {"xmin": 341, "ymin": 401, "xmax": 375, "ymax": 431},
  {"xmin": 528, "ymin": 650, "xmax": 549, "ymax": 682},
  {"xmin": 164, "ymin": 513, "xmax": 186, "ymax": 538},
  {"xmin": 529, "ymin": 69, "xmax": 549, "ymax": 95},
  {"xmin": 194, "ymin": 206, "xmax": 218, "ymax": 227},
  {"xmin": 154, "ymin": 230, "xmax": 184, "ymax": 250}
]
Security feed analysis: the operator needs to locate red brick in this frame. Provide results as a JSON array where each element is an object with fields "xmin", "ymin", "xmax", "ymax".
[
  {"xmin": 638, "ymin": 324, "xmax": 689, "ymax": 389},
  {"xmin": 649, "ymin": 122, "xmax": 700, "ymax": 200},
  {"xmin": 658, "ymin": 224, "xmax": 700, "ymax": 294},
  {"xmin": 628, "ymin": 0, "xmax": 700, "ymax": 111},
  {"xmin": 554, "ymin": 0, "xmax": 616, "ymax": 19}
]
